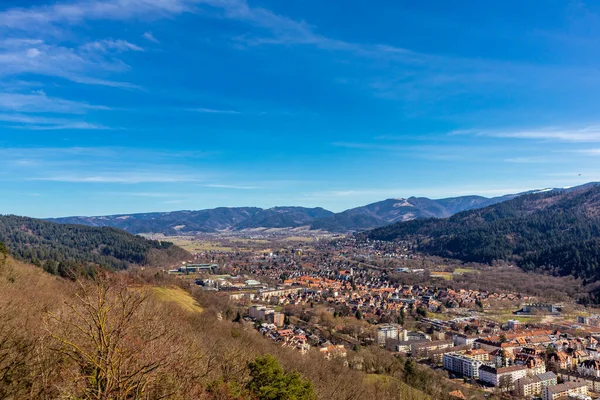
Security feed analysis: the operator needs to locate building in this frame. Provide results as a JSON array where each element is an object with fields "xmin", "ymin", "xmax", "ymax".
[
  {"xmin": 464, "ymin": 348, "xmax": 489, "ymax": 362},
  {"xmin": 542, "ymin": 381, "xmax": 588, "ymax": 400},
  {"xmin": 407, "ymin": 330, "xmax": 430, "ymax": 341},
  {"xmin": 411, "ymin": 340, "xmax": 453, "ymax": 357},
  {"xmin": 507, "ymin": 320, "xmax": 520, "ymax": 330},
  {"xmin": 578, "ymin": 315, "xmax": 600, "ymax": 327},
  {"xmin": 549, "ymin": 351, "xmax": 573, "ymax": 370},
  {"xmin": 265, "ymin": 312, "xmax": 285, "ymax": 327},
  {"xmin": 248, "ymin": 305, "xmax": 265, "ymax": 319},
  {"xmin": 578, "ymin": 359, "xmax": 600, "ymax": 378},
  {"xmin": 377, "ymin": 324, "xmax": 400, "ymax": 345},
  {"xmin": 514, "ymin": 372, "xmax": 557, "ymax": 398},
  {"xmin": 443, "ymin": 352, "xmax": 483, "ymax": 379},
  {"xmin": 319, "ymin": 345, "xmax": 347, "ymax": 361},
  {"xmin": 453, "ymin": 333, "xmax": 478, "ymax": 347},
  {"xmin": 478, "ymin": 365, "xmax": 527, "ymax": 389},
  {"xmin": 518, "ymin": 303, "xmax": 560, "ymax": 315},
  {"xmin": 258, "ymin": 307, "xmax": 274, "ymax": 321}
]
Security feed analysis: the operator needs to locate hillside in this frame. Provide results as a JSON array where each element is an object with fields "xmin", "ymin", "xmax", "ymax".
[
  {"xmin": 0, "ymin": 257, "xmax": 440, "ymax": 400},
  {"xmin": 0, "ymin": 215, "xmax": 189, "ymax": 275},
  {"xmin": 310, "ymin": 194, "xmax": 518, "ymax": 232},
  {"xmin": 47, "ymin": 192, "xmax": 526, "ymax": 235},
  {"xmin": 235, "ymin": 206, "xmax": 334, "ymax": 229},
  {"xmin": 366, "ymin": 184, "xmax": 600, "ymax": 280}
]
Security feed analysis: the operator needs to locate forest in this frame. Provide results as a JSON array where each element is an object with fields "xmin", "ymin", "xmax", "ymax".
[
  {"xmin": 0, "ymin": 215, "xmax": 189, "ymax": 276},
  {"xmin": 366, "ymin": 185, "xmax": 600, "ymax": 281}
]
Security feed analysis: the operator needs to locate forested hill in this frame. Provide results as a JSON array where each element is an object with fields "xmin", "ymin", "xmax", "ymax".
[
  {"xmin": 366, "ymin": 184, "xmax": 600, "ymax": 280},
  {"xmin": 0, "ymin": 215, "xmax": 189, "ymax": 276}
]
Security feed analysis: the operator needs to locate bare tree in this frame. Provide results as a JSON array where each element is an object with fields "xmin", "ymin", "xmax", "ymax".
[{"xmin": 46, "ymin": 276, "xmax": 173, "ymax": 400}]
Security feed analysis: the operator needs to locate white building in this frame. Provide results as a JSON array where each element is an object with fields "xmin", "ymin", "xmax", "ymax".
[
  {"xmin": 478, "ymin": 365, "xmax": 527, "ymax": 390},
  {"xmin": 578, "ymin": 359, "xmax": 600, "ymax": 378},
  {"xmin": 443, "ymin": 352, "xmax": 483, "ymax": 379},
  {"xmin": 453, "ymin": 333, "xmax": 478, "ymax": 346},
  {"xmin": 377, "ymin": 324, "xmax": 400, "ymax": 345}
]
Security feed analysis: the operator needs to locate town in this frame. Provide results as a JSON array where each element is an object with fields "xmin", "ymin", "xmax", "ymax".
[{"xmin": 163, "ymin": 233, "xmax": 600, "ymax": 399}]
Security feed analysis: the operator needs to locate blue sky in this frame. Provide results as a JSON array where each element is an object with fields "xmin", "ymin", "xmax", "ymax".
[{"xmin": 2, "ymin": 0, "xmax": 600, "ymax": 217}]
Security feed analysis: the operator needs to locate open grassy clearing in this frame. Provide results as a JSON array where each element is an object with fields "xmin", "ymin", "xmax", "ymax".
[
  {"xmin": 280, "ymin": 236, "xmax": 315, "ymax": 242},
  {"xmin": 150, "ymin": 286, "xmax": 203, "ymax": 313},
  {"xmin": 453, "ymin": 268, "xmax": 478, "ymax": 274},
  {"xmin": 169, "ymin": 239, "xmax": 235, "ymax": 252},
  {"xmin": 430, "ymin": 272, "xmax": 453, "ymax": 280},
  {"xmin": 227, "ymin": 238, "xmax": 270, "ymax": 244}
]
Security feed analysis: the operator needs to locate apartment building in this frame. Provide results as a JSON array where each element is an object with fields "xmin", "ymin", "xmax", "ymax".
[
  {"xmin": 542, "ymin": 381, "xmax": 588, "ymax": 400},
  {"xmin": 443, "ymin": 352, "xmax": 483, "ymax": 380},
  {"xmin": 514, "ymin": 371, "xmax": 557, "ymax": 398},
  {"xmin": 478, "ymin": 365, "xmax": 527, "ymax": 389}
]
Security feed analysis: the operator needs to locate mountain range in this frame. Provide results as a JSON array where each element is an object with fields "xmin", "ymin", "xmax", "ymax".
[
  {"xmin": 366, "ymin": 182, "xmax": 600, "ymax": 281},
  {"xmin": 46, "ymin": 191, "xmax": 537, "ymax": 235}
]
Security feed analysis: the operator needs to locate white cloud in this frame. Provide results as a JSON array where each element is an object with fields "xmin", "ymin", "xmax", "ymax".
[
  {"xmin": 0, "ymin": 0, "xmax": 196, "ymax": 30},
  {"xmin": 143, "ymin": 31, "xmax": 160, "ymax": 43},
  {"xmin": 191, "ymin": 107, "xmax": 241, "ymax": 114},
  {"xmin": 203, "ymin": 183, "xmax": 261, "ymax": 189},
  {"xmin": 575, "ymin": 148, "xmax": 600, "ymax": 155},
  {"xmin": 0, "ymin": 38, "xmax": 138, "ymax": 88},
  {"xmin": 0, "ymin": 91, "xmax": 109, "ymax": 113},
  {"xmin": 81, "ymin": 39, "xmax": 144, "ymax": 53},
  {"xmin": 504, "ymin": 157, "xmax": 549, "ymax": 163},
  {"xmin": 454, "ymin": 126, "xmax": 600, "ymax": 142},
  {"xmin": 0, "ymin": 113, "xmax": 107, "ymax": 129},
  {"xmin": 30, "ymin": 172, "xmax": 202, "ymax": 184}
]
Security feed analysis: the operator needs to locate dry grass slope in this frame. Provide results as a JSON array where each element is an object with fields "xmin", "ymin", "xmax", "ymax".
[{"xmin": 150, "ymin": 286, "xmax": 203, "ymax": 313}]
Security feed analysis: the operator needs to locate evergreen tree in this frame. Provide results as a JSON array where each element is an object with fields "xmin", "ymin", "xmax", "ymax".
[{"xmin": 247, "ymin": 355, "xmax": 314, "ymax": 400}]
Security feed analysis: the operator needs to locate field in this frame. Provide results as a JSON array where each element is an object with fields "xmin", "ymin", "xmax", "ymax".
[
  {"xmin": 151, "ymin": 286, "xmax": 203, "ymax": 313},
  {"xmin": 430, "ymin": 272, "xmax": 453, "ymax": 280},
  {"xmin": 453, "ymin": 268, "xmax": 477, "ymax": 274},
  {"xmin": 169, "ymin": 238, "xmax": 235, "ymax": 252}
]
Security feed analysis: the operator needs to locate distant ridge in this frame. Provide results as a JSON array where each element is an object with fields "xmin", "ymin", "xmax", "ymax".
[
  {"xmin": 365, "ymin": 182, "xmax": 600, "ymax": 281},
  {"xmin": 42, "ymin": 185, "xmax": 588, "ymax": 234}
]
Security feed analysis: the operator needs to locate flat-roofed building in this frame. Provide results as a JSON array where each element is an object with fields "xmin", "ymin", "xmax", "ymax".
[
  {"xmin": 377, "ymin": 324, "xmax": 399, "ymax": 345},
  {"xmin": 443, "ymin": 352, "xmax": 483, "ymax": 379},
  {"xmin": 479, "ymin": 365, "xmax": 527, "ymax": 390}
]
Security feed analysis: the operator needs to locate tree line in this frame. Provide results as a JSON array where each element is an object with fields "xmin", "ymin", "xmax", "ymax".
[{"xmin": 0, "ymin": 215, "xmax": 189, "ymax": 277}]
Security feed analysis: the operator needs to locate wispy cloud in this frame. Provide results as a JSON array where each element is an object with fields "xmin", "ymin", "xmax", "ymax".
[
  {"xmin": 30, "ymin": 173, "xmax": 203, "ymax": 184},
  {"xmin": 0, "ymin": 91, "xmax": 109, "ymax": 114},
  {"xmin": 0, "ymin": 38, "xmax": 139, "ymax": 88},
  {"xmin": 203, "ymin": 183, "xmax": 261, "ymax": 189},
  {"xmin": 0, "ymin": 0, "xmax": 196, "ymax": 30},
  {"xmin": 454, "ymin": 125, "xmax": 600, "ymax": 142},
  {"xmin": 143, "ymin": 32, "xmax": 160, "ymax": 43},
  {"xmin": 0, "ymin": 113, "xmax": 108, "ymax": 130},
  {"xmin": 80, "ymin": 39, "xmax": 144, "ymax": 53},
  {"xmin": 191, "ymin": 107, "xmax": 241, "ymax": 114},
  {"xmin": 504, "ymin": 157, "xmax": 549, "ymax": 163},
  {"xmin": 574, "ymin": 148, "xmax": 600, "ymax": 155}
]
